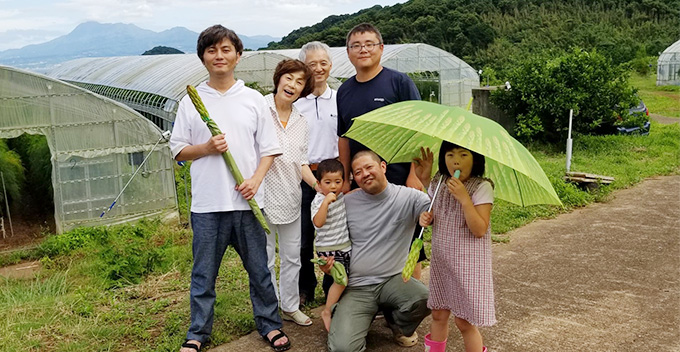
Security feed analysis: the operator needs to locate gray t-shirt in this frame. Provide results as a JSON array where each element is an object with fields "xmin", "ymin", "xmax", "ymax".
[{"xmin": 344, "ymin": 183, "xmax": 430, "ymax": 286}]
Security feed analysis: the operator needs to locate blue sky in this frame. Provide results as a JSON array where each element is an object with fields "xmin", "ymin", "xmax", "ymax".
[{"xmin": 0, "ymin": 0, "xmax": 404, "ymax": 51}]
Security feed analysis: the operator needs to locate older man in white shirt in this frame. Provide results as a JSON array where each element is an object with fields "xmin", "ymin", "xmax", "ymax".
[{"xmin": 294, "ymin": 41, "xmax": 339, "ymax": 305}]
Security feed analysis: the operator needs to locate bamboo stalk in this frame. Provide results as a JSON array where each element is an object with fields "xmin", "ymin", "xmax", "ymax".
[{"xmin": 186, "ymin": 85, "xmax": 271, "ymax": 234}]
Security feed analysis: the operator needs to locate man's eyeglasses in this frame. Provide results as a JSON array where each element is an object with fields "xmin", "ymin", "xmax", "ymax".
[{"xmin": 348, "ymin": 42, "xmax": 382, "ymax": 52}]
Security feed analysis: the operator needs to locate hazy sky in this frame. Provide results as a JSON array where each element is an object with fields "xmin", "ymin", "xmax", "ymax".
[{"xmin": 0, "ymin": 0, "xmax": 405, "ymax": 51}]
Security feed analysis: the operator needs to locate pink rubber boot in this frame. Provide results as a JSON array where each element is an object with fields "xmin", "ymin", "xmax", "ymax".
[
  {"xmin": 423, "ymin": 333, "xmax": 447, "ymax": 352},
  {"xmin": 482, "ymin": 346, "xmax": 488, "ymax": 352}
]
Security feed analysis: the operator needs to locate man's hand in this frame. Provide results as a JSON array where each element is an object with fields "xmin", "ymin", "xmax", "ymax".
[
  {"xmin": 318, "ymin": 256, "xmax": 335, "ymax": 275},
  {"xmin": 237, "ymin": 177, "xmax": 261, "ymax": 200},
  {"xmin": 419, "ymin": 211, "xmax": 433, "ymax": 227},
  {"xmin": 205, "ymin": 133, "xmax": 228, "ymax": 155},
  {"xmin": 341, "ymin": 181, "xmax": 351, "ymax": 194}
]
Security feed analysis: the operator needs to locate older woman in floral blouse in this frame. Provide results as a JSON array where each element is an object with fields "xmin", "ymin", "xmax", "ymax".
[{"xmin": 263, "ymin": 59, "xmax": 319, "ymax": 326}]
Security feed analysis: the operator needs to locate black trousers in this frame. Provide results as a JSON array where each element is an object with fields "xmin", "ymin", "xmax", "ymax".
[{"xmin": 299, "ymin": 181, "xmax": 318, "ymax": 300}]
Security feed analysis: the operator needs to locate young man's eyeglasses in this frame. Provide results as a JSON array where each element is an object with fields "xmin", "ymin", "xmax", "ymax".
[{"xmin": 348, "ymin": 42, "xmax": 382, "ymax": 52}]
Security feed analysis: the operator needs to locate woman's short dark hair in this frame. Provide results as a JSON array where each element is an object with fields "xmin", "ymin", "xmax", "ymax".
[
  {"xmin": 438, "ymin": 141, "xmax": 486, "ymax": 178},
  {"xmin": 196, "ymin": 25, "xmax": 243, "ymax": 62},
  {"xmin": 316, "ymin": 159, "xmax": 344, "ymax": 180},
  {"xmin": 272, "ymin": 59, "xmax": 314, "ymax": 99}
]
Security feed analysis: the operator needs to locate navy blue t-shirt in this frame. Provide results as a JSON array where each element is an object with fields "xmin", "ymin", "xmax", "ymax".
[{"xmin": 337, "ymin": 67, "xmax": 421, "ymax": 186}]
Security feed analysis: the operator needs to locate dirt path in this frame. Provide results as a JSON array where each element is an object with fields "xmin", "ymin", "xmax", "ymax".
[
  {"xmin": 0, "ymin": 260, "xmax": 41, "ymax": 279},
  {"xmin": 650, "ymin": 113, "xmax": 679, "ymax": 125},
  {"xmin": 212, "ymin": 175, "xmax": 679, "ymax": 351}
]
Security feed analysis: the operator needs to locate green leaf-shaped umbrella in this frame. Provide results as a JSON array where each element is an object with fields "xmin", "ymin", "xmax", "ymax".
[{"xmin": 344, "ymin": 101, "xmax": 562, "ymax": 207}]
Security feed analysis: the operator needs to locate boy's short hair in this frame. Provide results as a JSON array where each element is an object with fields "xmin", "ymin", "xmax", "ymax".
[
  {"xmin": 346, "ymin": 23, "xmax": 383, "ymax": 46},
  {"xmin": 272, "ymin": 59, "xmax": 314, "ymax": 99},
  {"xmin": 316, "ymin": 159, "xmax": 344, "ymax": 180},
  {"xmin": 197, "ymin": 25, "xmax": 243, "ymax": 63}
]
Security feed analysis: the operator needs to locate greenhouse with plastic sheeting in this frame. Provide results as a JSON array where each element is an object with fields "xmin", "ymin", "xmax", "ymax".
[
  {"xmin": 47, "ymin": 51, "xmax": 299, "ymax": 131},
  {"xmin": 269, "ymin": 43, "xmax": 480, "ymax": 107},
  {"xmin": 657, "ymin": 39, "xmax": 680, "ymax": 86},
  {"xmin": 47, "ymin": 44, "xmax": 479, "ymax": 129},
  {"xmin": 0, "ymin": 65, "xmax": 178, "ymax": 233}
]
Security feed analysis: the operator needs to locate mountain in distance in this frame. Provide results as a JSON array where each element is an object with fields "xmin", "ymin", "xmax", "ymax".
[{"xmin": 0, "ymin": 21, "xmax": 280, "ymax": 71}]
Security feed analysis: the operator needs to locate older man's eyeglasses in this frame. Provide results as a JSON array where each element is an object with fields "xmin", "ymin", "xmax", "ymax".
[{"xmin": 348, "ymin": 42, "xmax": 382, "ymax": 52}]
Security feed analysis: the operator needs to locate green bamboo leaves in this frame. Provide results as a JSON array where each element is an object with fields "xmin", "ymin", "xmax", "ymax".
[
  {"xmin": 310, "ymin": 257, "xmax": 348, "ymax": 286},
  {"xmin": 186, "ymin": 85, "xmax": 271, "ymax": 234},
  {"xmin": 402, "ymin": 238, "xmax": 423, "ymax": 282}
]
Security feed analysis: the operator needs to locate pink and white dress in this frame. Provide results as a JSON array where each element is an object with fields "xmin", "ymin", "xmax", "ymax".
[{"xmin": 427, "ymin": 174, "xmax": 497, "ymax": 326}]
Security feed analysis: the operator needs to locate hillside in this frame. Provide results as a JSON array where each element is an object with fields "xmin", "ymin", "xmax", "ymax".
[{"xmin": 266, "ymin": 0, "xmax": 680, "ymax": 78}]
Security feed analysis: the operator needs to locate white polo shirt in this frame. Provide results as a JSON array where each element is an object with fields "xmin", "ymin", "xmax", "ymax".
[
  {"xmin": 170, "ymin": 81, "xmax": 282, "ymax": 213},
  {"xmin": 294, "ymin": 84, "xmax": 339, "ymax": 164}
]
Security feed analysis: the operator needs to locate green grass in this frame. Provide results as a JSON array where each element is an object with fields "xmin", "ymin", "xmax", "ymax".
[
  {"xmin": 1, "ymin": 122, "xmax": 679, "ymax": 351},
  {"xmin": 629, "ymin": 72, "xmax": 680, "ymax": 118},
  {"xmin": 490, "ymin": 121, "xmax": 680, "ymax": 235}
]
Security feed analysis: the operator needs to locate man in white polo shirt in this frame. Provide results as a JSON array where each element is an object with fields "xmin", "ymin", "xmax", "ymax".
[{"xmin": 294, "ymin": 41, "xmax": 339, "ymax": 305}]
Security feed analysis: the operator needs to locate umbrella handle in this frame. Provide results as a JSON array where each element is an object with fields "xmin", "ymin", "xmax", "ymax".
[{"xmin": 417, "ymin": 175, "xmax": 444, "ymax": 240}]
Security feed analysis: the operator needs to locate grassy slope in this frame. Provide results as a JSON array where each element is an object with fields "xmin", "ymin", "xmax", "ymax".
[{"xmin": 629, "ymin": 73, "xmax": 680, "ymax": 118}]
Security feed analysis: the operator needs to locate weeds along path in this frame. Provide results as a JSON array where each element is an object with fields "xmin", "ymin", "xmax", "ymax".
[{"xmin": 213, "ymin": 175, "xmax": 680, "ymax": 351}]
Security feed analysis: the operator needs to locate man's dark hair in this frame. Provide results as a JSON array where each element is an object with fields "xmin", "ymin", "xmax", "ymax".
[
  {"xmin": 438, "ymin": 141, "xmax": 486, "ymax": 178},
  {"xmin": 346, "ymin": 23, "xmax": 383, "ymax": 47},
  {"xmin": 316, "ymin": 159, "xmax": 344, "ymax": 180},
  {"xmin": 272, "ymin": 59, "xmax": 314, "ymax": 99},
  {"xmin": 196, "ymin": 25, "xmax": 243, "ymax": 62}
]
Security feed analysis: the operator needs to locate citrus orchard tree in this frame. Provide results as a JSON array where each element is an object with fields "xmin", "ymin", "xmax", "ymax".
[{"xmin": 492, "ymin": 48, "xmax": 639, "ymax": 143}]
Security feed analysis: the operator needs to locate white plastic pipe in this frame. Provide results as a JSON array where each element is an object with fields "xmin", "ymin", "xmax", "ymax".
[{"xmin": 566, "ymin": 109, "xmax": 573, "ymax": 173}]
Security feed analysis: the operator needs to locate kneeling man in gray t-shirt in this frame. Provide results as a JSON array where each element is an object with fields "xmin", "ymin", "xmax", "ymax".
[{"xmin": 322, "ymin": 150, "xmax": 431, "ymax": 352}]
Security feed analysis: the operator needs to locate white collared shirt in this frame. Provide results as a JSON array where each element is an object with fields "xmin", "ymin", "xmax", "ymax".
[
  {"xmin": 170, "ymin": 81, "xmax": 281, "ymax": 213},
  {"xmin": 294, "ymin": 84, "xmax": 339, "ymax": 164},
  {"xmin": 263, "ymin": 93, "xmax": 309, "ymax": 224}
]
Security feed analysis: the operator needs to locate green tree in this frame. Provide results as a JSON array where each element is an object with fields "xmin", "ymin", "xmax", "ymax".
[
  {"xmin": 491, "ymin": 49, "xmax": 639, "ymax": 143},
  {"xmin": 0, "ymin": 140, "xmax": 25, "ymax": 215}
]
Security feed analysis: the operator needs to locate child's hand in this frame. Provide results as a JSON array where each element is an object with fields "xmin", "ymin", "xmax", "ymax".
[
  {"xmin": 446, "ymin": 177, "xmax": 472, "ymax": 204},
  {"xmin": 324, "ymin": 192, "xmax": 337, "ymax": 204},
  {"xmin": 419, "ymin": 211, "xmax": 433, "ymax": 227},
  {"xmin": 413, "ymin": 147, "xmax": 433, "ymax": 183},
  {"xmin": 318, "ymin": 256, "xmax": 335, "ymax": 275}
]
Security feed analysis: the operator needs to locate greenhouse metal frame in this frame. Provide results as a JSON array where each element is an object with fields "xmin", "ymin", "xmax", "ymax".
[
  {"xmin": 269, "ymin": 43, "xmax": 480, "ymax": 107},
  {"xmin": 657, "ymin": 39, "xmax": 680, "ymax": 86},
  {"xmin": 47, "ymin": 44, "xmax": 479, "ymax": 128},
  {"xmin": 0, "ymin": 65, "xmax": 178, "ymax": 233},
  {"xmin": 47, "ymin": 51, "xmax": 294, "ymax": 131}
]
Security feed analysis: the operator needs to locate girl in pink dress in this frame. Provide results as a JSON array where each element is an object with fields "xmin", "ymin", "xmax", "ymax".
[{"xmin": 414, "ymin": 141, "xmax": 496, "ymax": 352}]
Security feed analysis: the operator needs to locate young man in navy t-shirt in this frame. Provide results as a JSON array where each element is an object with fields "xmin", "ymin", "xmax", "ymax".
[
  {"xmin": 335, "ymin": 21, "xmax": 428, "ymax": 318},
  {"xmin": 336, "ymin": 23, "xmax": 422, "ymax": 191}
]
